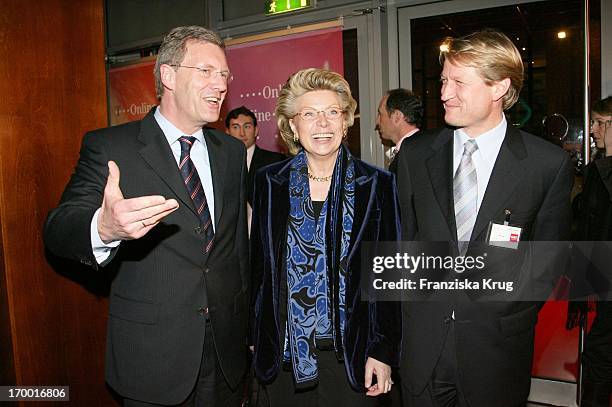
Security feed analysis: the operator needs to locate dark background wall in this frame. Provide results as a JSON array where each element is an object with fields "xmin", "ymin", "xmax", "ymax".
[{"xmin": 106, "ymin": 0, "xmax": 208, "ymax": 53}]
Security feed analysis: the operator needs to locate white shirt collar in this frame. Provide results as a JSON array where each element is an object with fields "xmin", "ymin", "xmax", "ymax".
[
  {"xmin": 154, "ymin": 107, "xmax": 204, "ymax": 145},
  {"xmin": 396, "ymin": 128, "xmax": 420, "ymax": 151},
  {"xmin": 454, "ymin": 115, "xmax": 506, "ymax": 167},
  {"xmin": 246, "ymin": 144, "xmax": 256, "ymax": 169}
]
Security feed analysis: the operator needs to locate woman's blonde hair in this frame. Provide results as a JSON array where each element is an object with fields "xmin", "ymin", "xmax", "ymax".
[
  {"xmin": 439, "ymin": 29, "xmax": 524, "ymax": 110},
  {"xmin": 276, "ymin": 68, "xmax": 357, "ymax": 155}
]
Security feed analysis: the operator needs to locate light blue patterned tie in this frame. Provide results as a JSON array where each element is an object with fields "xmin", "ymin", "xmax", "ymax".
[{"xmin": 454, "ymin": 140, "xmax": 478, "ymax": 254}]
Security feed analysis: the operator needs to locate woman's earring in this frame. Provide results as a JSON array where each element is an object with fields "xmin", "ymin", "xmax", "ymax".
[
  {"xmin": 293, "ymin": 133, "xmax": 298, "ymax": 142},
  {"xmin": 343, "ymin": 128, "xmax": 348, "ymax": 139}
]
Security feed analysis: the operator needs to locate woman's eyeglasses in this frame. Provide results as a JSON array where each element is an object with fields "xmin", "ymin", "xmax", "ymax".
[{"xmin": 295, "ymin": 107, "xmax": 345, "ymax": 121}]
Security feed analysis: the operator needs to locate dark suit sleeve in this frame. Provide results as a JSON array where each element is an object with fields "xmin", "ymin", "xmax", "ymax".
[
  {"xmin": 367, "ymin": 172, "xmax": 402, "ymax": 368},
  {"xmin": 528, "ymin": 152, "xmax": 573, "ymax": 299},
  {"xmin": 44, "ymin": 131, "xmax": 115, "ymax": 269},
  {"xmin": 531, "ymin": 153, "xmax": 573, "ymax": 241}
]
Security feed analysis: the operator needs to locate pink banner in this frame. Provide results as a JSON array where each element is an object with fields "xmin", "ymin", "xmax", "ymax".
[
  {"xmin": 108, "ymin": 58, "xmax": 157, "ymax": 126},
  {"xmin": 224, "ymin": 28, "xmax": 344, "ymax": 152}
]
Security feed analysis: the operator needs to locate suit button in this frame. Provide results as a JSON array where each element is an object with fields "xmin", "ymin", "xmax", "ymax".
[
  {"xmin": 203, "ymin": 268, "xmax": 209, "ymax": 274},
  {"xmin": 198, "ymin": 307, "xmax": 209, "ymax": 316},
  {"xmin": 195, "ymin": 226, "xmax": 202, "ymax": 234},
  {"xmin": 443, "ymin": 316, "xmax": 451, "ymax": 324}
]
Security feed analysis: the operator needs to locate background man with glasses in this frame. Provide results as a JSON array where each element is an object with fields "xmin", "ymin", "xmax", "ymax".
[{"xmin": 44, "ymin": 26, "xmax": 248, "ymax": 406}]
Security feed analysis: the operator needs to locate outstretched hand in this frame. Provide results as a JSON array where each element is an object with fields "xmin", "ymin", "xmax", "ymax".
[
  {"xmin": 364, "ymin": 357, "xmax": 393, "ymax": 396},
  {"xmin": 97, "ymin": 161, "xmax": 179, "ymax": 243}
]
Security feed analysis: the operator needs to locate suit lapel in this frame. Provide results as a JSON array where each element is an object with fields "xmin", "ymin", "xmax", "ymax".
[
  {"xmin": 137, "ymin": 111, "xmax": 198, "ymax": 217},
  {"xmin": 204, "ymin": 129, "xmax": 228, "ymax": 226},
  {"xmin": 425, "ymin": 128, "xmax": 457, "ymax": 240},
  {"xmin": 471, "ymin": 126, "xmax": 528, "ymax": 241}
]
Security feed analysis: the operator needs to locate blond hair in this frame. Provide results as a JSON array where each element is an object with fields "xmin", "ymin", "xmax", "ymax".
[
  {"xmin": 439, "ymin": 29, "xmax": 524, "ymax": 110},
  {"xmin": 275, "ymin": 68, "xmax": 357, "ymax": 155}
]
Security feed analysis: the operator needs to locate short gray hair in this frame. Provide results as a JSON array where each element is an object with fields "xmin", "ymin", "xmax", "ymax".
[{"xmin": 154, "ymin": 26, "xmax": 224, "ymax": 98}]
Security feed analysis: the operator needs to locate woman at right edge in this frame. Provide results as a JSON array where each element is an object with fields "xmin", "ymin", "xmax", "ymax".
[{"xmin": 249, "ymin": 68, "xmax": 402, "ymax": 406}]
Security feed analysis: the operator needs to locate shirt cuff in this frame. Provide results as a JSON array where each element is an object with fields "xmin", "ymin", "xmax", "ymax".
[{"xmin": 91, "ymin": 208, "xmax": 120, "ymax": 265}]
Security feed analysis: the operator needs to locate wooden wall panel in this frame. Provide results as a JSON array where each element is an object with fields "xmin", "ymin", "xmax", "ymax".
[{"xmin": 0, "ymin": 0, "xmax": 118, "ymax": 405}]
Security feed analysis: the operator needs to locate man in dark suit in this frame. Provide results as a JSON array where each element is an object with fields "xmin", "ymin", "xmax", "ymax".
[
  {"xmin": 396, "ymin": 30, "xmax": 573, "ymax": 407},
  {"xmin": 44, "ymin": 26, "xmax": 248, "ymax": 406},
  {"xmin": 225, "ymin": 106, "xmax": 285, "ymax": 207},
  {"xmin": 375, "ymin": 88, "xmax": 422, "ymax": 173}
]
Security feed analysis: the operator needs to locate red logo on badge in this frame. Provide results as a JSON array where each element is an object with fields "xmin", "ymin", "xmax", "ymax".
[{"xmin": 510, "ymin": 233, "xmax": 519, "ymax": 242}]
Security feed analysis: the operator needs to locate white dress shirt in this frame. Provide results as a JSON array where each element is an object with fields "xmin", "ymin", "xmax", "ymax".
[
  {"xmin": 452, "ymin": 115, "xmax": 507, "ymax": 212},
  {"xmin": 246, "ymin": 144, "xmax": 256, "ymax": 171},
  {"xmin": 451, "ymin": 115, "xmax": 506, "ymax": 319},
  {"xmin": 91, "ymin": 107, "xmax": 215, "ymax": 264}
]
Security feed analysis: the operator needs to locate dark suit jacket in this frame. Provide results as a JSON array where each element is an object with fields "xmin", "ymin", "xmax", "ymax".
[
  {"xmin": 396, "ymin": 126, "xmax": 573, "ymax": 407},
  {"xmin": 389, "ymin": 130, "xmax": 419, "ymax": 174},
  {"xmin": 250, "ymin": 155, "xmax": 402, "ymax": 391},
  {"xmin": 570, "ymin": 157, "xmax": 612, "ymax": 300},
  {"xmin": 44, "ymin": 109, "xmax": 249, "ymax": 404},
  {"xmin": 247, "ymin": 146, "xmax": 285, "ymax": 205}
]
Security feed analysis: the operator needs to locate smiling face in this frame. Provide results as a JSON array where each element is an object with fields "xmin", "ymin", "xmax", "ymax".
[
  {"xmin": 159, "ymin": 40, "xmax": 228, "ymax": 134},
  {"xmin": 227, "ymin": 114, "xmax": 258, "ymax": 148},
  {"xmin": 289, "ymin": 90, "xmax": 346, "ymax": 164},
  {"xmin": 440, "ymin": 59, "xmax": 508, "ymax": 137}
]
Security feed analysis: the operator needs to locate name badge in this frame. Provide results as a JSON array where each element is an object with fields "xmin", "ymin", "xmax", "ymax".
[{"xmin": 485, "ymin": 210, "xmax": 522, "ymax": 250}]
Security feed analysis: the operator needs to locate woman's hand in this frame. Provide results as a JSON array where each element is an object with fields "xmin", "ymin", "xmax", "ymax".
[{"xmin": 364, "ymin": 357, "xmax": 393, "ymax": 396}]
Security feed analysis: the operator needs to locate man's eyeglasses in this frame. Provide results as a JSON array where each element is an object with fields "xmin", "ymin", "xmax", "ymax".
[
  {"xmin": 170, "ymin": 65, "xmax": 233, "ymax": 84},
  {"xmin": 590, "ymin": 119, "xmax": 612, "ymax": 128},
  {"xmin": 295, "ymin": 107, "xmax": 345, "ymax": 121}
]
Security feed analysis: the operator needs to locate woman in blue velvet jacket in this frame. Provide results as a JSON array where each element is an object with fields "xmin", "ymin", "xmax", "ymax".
[{"xmin": 249, "ymin": 68, "xmax": 402, "ymax": 406}]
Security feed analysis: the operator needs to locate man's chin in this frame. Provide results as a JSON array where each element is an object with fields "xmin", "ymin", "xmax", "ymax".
[{"xmin": 444, "ymin": 115, "xmax": 462, "ymax": 128}]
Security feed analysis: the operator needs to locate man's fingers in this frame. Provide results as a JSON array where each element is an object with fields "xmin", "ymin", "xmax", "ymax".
[
  {"xmin": 119, "ymin": 195, "xmax": 174, "ymax": 212},
  {"xmin": 116, "ymin": 199, "xmax": 178, "ymax": 231},
  {"xmin": 127, "ymin": 197, "xmax": 178, "ymax": 219},
  {"xmin": 142, "ymin": 203, "xmax": 179, "ymax": 226}
]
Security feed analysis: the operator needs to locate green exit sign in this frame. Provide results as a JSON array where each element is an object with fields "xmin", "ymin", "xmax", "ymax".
[{"xmin": 266, "ymin": 0, "xmax": 313, "ymax": 15}]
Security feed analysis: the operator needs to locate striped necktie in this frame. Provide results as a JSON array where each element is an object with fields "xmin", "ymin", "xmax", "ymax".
[
  {"xmin": 454, "ymin": 139, "xmax": 478, "ymax": 254},
  {"xmin": 178, "ymin": 136, "xmax": 214, "ymax": 253}
]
